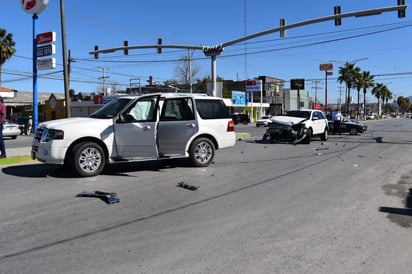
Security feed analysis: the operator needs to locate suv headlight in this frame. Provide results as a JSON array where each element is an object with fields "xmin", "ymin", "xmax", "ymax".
[{"xmin": 41, "ymin": 128, "xmax": 64, "ymax": 142}]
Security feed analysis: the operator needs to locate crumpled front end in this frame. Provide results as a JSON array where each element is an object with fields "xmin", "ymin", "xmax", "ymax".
[{"xmin": 266, "ymin": 116, "xmax": 308, "ymax": 144}]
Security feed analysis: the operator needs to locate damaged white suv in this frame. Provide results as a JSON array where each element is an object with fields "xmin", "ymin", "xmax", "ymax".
[
  {"xmin": 31, "ymin": 93, "xmax": 236, "ymax": 177},
  {"xmin": 266, "ymin": 109, "xmax": 328, "ymax": 144}
]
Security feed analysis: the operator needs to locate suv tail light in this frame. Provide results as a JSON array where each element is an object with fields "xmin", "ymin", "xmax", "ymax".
[{"xmin": 227, "ymin": 120, "xmax": 235, "ymax": 132}]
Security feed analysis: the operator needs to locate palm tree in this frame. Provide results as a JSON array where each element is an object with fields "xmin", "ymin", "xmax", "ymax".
[
  {"xmin": 355, "ymin": 71, "xmax": 375, "ymax": 120},
  {"xmin": 381, "ymin": 88, "xmax": 393, "ymax": 115},
  {"xmin": 0, "ymin": 28, "xmax": 16, "ymax": 86},
  {"xmin": 371, "ymin": 83, "xmax": 387, "ymax": 117},
  {"xmin": 338, "ymin": 62, "xmax": 361, "ymax": 115}
]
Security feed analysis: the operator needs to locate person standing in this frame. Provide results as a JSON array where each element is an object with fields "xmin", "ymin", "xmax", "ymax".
[
  {"xmin": 0, "ymin": 96, "xmax": 7, "ymax": 158},
  {"xmin": 27, "ymin": 115, "xmax": 33, "ymax": 135},
  {"xmin": 332, "ymin": 109, "xmax": 343, "ymax": 135}
]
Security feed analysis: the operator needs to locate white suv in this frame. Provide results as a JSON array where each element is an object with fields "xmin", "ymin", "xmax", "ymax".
[
  {"xmin": 266, "ymin": 109, "xmax": 328, "ymax": 144},
  {"xmin": 31, "ymin": 93, "xmax": 236, "ymax": 177}
]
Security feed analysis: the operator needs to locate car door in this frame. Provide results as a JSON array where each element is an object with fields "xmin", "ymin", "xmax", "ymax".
[
  {"xmin": 312, "ymin": 111, "xmax": 326, "ymax": 134},
  {"xmin": 113, "ymin": 95, "xmax": 160, "ymax": 158},
  {"xmin": 157, "ymin": 97, "xmax": 198, "ymax": 156}
]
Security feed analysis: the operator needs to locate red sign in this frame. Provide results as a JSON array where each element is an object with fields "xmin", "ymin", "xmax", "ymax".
[
  {"xmin": 36, "ymin": 32, "xmax": 56, "ymax": 45},
  {"xmin": 21, "ymin": 0, "xmax": 49, "ymax": 14},
  {"xmin": 246, "ymin": 80, "xmax": 256, "ymax": 86},
  {"xmin": 319, "ymin": 63, "xmax": 333, "ymax": 71}
]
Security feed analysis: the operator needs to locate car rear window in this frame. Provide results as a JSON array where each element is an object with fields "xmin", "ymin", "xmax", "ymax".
[{"xmin": 196, "ymin": 99, "xmax": 231, "ymax": 119}]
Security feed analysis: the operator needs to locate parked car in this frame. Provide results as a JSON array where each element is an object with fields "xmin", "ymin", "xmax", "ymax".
[
  {"xmin": 326, "ymin": 114, "xmax": 368, "ymax": 135},
  {"xmin": 231, "ymin": 113, "xmax": 250, "ymax": 125},
  {"xmin": 256, "ymin": 115, "xmax": 273, "ymax": 127},
  {"xmin": 15, "ymin": 116, "xmax": 31, "ymax": 135},
  {"xmin": 31, "ymin": 93, "xmax": 236, "ymax": 177},
  {"xmin": 366, "ymin": 113, "xmax": 378, "ymax": 120},
  {"xmin": 266, "ymin": 109, "xmax": 329, "ymax": 144},
  {"xmin": 2, "ymin": 120, "xmax": 20, "ymax": 139}
]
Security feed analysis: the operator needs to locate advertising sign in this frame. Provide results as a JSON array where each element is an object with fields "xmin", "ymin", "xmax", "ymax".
[
  {"xmin": 37, "ymin": 58, "xmax": 56, "ymax": 70},
  {"xmin": 319, "ymin": 63, "xmax": 333, "ymax": 71},
  {"xmin": 231, "ymin": 90, "xmax": 249, "ymax": 105},
  {"xmin": 37, "ymin": 44, "xmax": 56, "ymax": 57},
  {"xmin": 21, "ymin": 0, "xmax": 49, "ymax": 14},
  {"xmin": 36, "ymin": 32, "xmax": 56, "ymax": 45},
  {"xmin": 246, "ymin": 79, "xmax": 262, "ymax": 92}
]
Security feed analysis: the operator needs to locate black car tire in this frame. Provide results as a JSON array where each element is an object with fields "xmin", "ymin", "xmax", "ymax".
[
  {"xmin": 320, "ymin": 128, "xmax": 328, "ymax": 141},
  {"xmin": 189, "ymin": 137, "xmax": 215, "ymax": 167},
  {"xmin": 67, "ymin": 141, "xmax": 106, "ymax": 177},
  {"xmin": 350, "ymin": 128, "xmax": 358, "ymax": 135},
  {"xmin": 302, "ymin": 128, "xmax": 312, "ymax": 144}
]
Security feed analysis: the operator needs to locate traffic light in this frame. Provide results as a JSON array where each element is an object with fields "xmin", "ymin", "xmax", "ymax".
[
  {"xmin": 398, "ymin": 0, "xmax": 406, "ymax": 18},
  {"xmin": 148, "ymin": 76, "xmax": 153, "ymax": 85},
  {"xmin": 94, "ymin": 45, "xmax": 99, "ymax": 59},
  {"xmin": 280, "ymin": 18, "xmax": 286, "ymax": 38},
  {"xmin": 157, "ymin": 38, "xmax": 162, "ymax": 54},
  {"xmin": 124, "ymin": 40, "xmax": 128, "ymax": 55},
  {"xmin": 334, "ymin": 6, "xmax": 342, "ymax": 26}
]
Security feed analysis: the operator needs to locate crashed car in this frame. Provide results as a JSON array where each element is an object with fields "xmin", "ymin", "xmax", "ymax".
[
  {"xmin": 266, "ymin": 109, "xmax": 329, "ymax": 144},
  {"xmin": 326, "ymin": 114, "xmax": 367, "ymax": 135}
]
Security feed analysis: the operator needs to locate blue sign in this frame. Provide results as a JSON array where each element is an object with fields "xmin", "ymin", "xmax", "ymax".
[{"xmin": 231, "ymin": 90, "xmax": 249, "ymax": 105}]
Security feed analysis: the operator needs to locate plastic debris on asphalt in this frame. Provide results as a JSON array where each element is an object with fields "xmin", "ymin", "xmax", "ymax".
[{"xmin": 76, "ymin": 191, "xmax": 120, "ymax": 204}]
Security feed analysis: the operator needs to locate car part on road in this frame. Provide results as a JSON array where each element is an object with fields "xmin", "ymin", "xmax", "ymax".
[
  {"xmin": 177, "ymin": 181, "xmax": 198, "ymax": 191},
  {"xmin": 76, "ymin": 190, "xmax": 120, "ymax": 204}
]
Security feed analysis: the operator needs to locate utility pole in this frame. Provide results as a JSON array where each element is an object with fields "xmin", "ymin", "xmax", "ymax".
[
  {"xmin": 98, "ymin": 67, "xmax": 109, "ymax": 95},
  {"xmin": 338, "ymin": 86, "xmax": 343, "ymax": 112},
  {"xmin": 312, "ymin": 80, "xmax": 322, "ymax": 108}
]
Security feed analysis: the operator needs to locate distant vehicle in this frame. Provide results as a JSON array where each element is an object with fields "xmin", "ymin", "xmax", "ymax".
[
  {"xmin": 32, "ymin": 93, "xmax": 236, "ymax": 177},
  {"xmin": 231, "ymin": 113, "xmax": 250, "ymax": 125},
  {"xmin": 266, "ymin": 109, "xmax": 329, "ymax": 144},
  {"xmin": 256, "ymin": 115, "xmax": 273, "ymax": 127},
  {"xmin": 326, "ymin": 114, "xmax": 367, "ymax": 135},
  {"xmin": 366, "ymin": 113, "xmax": 378, "ymax": 120},
  {"xmin": 2, "ymin": 120, "xmax": 20, "ymax": 139},
  {"xmin": 15, "ymin": 117, "xmax": 31, "ymax": 135}
]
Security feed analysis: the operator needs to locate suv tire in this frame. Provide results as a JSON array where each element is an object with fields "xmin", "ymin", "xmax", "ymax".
[
  {"xmin": 321, "ymin": 128, "xmax": 328, "ymax": 141},
  {"xmin": 189, "ymin": 137, "xmax": 215, "ymax": 167},
  {"xmin": 67, "ymin": 141, "xmax": 106, "ymax": 177}
]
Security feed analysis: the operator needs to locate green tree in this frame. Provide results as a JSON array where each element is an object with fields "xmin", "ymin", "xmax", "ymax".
[
  {"xmin": 0, "ymin": 28, "xmax": 16, "ymax": 86},
  {"xmin": 397, "ymin": 96, "xmax": 410, "ymax": 113},
  {"xmin": 371, "ymin": 83, "xmax": 387, "ymax": 117},
  {"xmin": 381, "ymin": 88, "xmax": 393, "ymax": 114},
  {"xmin": 337, "ymin": 62, "xmax": 361, "ymax": 115},
  {"xmin": 354, "ymin": 71, "xmax": 374, "ymax": 120}
]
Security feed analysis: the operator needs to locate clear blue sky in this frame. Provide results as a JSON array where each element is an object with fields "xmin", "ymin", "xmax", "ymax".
[{"xmin": 1, "ymin": 0, "xmax": 411, "ymax": 104}]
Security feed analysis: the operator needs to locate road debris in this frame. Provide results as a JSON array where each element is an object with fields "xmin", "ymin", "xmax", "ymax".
[
  {"xmin": 177, "ymin": 181, "xmax": 198, "ymax": 191},
  {"xmin": 76, "ymin": 191, "xmax": 120, "ymax": 204}
]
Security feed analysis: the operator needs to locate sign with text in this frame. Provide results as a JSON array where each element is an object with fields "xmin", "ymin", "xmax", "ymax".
[
  {"xmin": 37, "ymin": 58, "xmax": 56, "ymax": 70},
  {"xmin": 37, "ymin": 44, "xmax": 56, "ymax": 57},
  {"xmin": 36, "ymin": 31, "xmax": 56, "ymax": 45},
  {"xmin": 290, "ymin": 79, "xmax": 305, "ymax": 90},
  {"xmin": 246, "ymin": 79, "xmax": 262, "ymax": 92},
  {"xmin": 319, "ymin": 63, "xmax": 333, "ymax": 71}
]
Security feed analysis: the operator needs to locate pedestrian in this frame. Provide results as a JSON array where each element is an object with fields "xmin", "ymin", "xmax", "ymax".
[
  {"xmin": 332, "ymin": 109, "xmax": 343, "ymax": 135},
  {"xmin": 0, "ymin": 96, "xmax": 7, "ymax": 158},
  {"xmin": 27, "ymin": 115, "xmax": 33, "ymax": 135}
]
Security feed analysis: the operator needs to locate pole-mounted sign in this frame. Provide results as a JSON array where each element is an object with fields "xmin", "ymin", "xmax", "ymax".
[{"xmin": 21, "ymin": 0, "xmax": 49, "ymax": 14}]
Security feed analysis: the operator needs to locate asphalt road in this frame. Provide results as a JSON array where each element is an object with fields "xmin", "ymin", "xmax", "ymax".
[{"xmin": 1, "ymin": 118, "xmax": 412, "ymax": 273}]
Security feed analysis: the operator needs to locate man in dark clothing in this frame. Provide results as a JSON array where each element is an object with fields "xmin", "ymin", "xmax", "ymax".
[{"xmin": 332, "ymin": 110, "xmax": 343, "ymax": 135}]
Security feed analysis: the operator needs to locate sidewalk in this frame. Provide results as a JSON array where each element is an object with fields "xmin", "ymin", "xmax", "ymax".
[{"xmin": 6, "ymin": 147, "xmax": 32, "ymax": 158}]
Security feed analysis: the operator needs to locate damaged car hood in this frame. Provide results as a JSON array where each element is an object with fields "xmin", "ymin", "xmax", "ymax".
[{"xmin": 271, "ymin": 116, "xmax": 306, "ymax": 126}]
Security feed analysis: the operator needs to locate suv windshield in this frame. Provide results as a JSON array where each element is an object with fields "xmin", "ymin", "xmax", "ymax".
[
  {"xmin": 89, "ymin": 98, "xmax": 132, "ymax": 119},
  {"xmin": 286, "ymin": 110, "xmax": 311, "ymax": 119}
]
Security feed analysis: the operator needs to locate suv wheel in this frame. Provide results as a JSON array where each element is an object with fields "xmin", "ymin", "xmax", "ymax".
[
  {"xmin": 67, "ymin": 141, "xmax": 106, "ymax": 177},
  {"xmin": 321, "ymin": 128, "xmax": 328, "ymax": 141},
  {"xmin": 302, "ymin": 128, "xmax": 312, "ymax": 144},
  {"xmin": 189, "ymin": 137, "xmax": 215, "ymax": 167}
]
